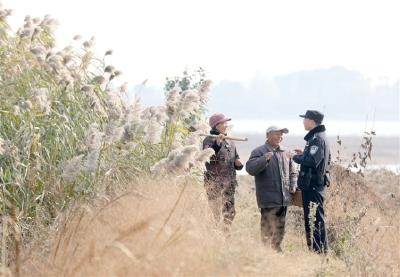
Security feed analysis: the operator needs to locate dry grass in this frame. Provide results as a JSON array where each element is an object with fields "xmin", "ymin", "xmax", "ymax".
[
  {"xmin": 19, "ymin": 175, "xmax": 348, "ymax": 277},
  {"xmin": 3, "ymin": 167, "xmax": 395, "ymax": 277},
  {"xmin": 364, "ymin": 169, "xmax": 400, "ymax": 199},
  {"xmin": 325, "ymin": 166, "xmax": 400, "ymax": 276}
]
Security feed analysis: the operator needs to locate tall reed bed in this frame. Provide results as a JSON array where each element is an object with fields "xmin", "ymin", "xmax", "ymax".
[{"xmin": 0, "ymin": 3, "xmax": 213, "ymax": 267}]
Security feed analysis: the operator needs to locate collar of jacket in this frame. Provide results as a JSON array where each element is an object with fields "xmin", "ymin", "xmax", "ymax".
[
  {"xmin": 304, "ymin": 124, "xmax": 326, "ymax": 141},
  {"xmin": 210, "ymin": 128, "xmax": 227, "ymax": 136},
  {"xmin": 265, "ymin": 141, "xmax": 286, "ymax": 152}
]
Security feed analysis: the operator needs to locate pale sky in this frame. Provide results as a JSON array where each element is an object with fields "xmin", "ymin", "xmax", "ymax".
[{"xmin": 3, "ymin": 0, "xmax": 400, "ymax": 87}]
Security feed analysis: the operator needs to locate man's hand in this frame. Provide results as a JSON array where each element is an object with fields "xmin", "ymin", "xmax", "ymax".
[
  {"xmin": 264, "ymin": 152, "xmax": 274, "ymax": 161},
  {"xmin": 294, "ymin": 149, "xmax": 303, "ymax": 155},
  {"xmin": 216, "ymin": 133, "xmax": 225, "ymax": 145},
  {"xmin": 234, "ymin": 159, "xmax": 243, "ymax": 168}
]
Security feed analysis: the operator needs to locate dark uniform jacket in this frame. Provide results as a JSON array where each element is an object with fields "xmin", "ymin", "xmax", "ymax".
[
  {"xmin": 293, "ymin": 125, "xmax": 331, "ymax": 191},
  {"xmin": 246, "ymin": 142, "xmax": 298, "ymax": 208}
]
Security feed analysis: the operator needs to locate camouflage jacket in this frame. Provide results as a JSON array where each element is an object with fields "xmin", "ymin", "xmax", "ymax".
[{"xmin": 202, "ymin": 130, "xmax": 242, "ymax": 184}]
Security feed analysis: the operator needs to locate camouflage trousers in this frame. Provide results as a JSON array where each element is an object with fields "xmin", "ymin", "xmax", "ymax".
[
  {"xmin": 260, "ymin": 206, "xmax": 287, "ymax": 251},
  {"xmin": 204, "ymin": 176, "xmax": 236, "ymax": 225}
]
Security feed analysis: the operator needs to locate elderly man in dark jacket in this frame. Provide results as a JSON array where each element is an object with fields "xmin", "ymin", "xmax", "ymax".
[
  {"xmin": 246, "ymin": 126, "xmax": 297, "ymax": 251},
  {"xmin": 293, "ymin": 110, "xmax": 331, "ymax": 254},
  {"xmin": 203, "ymin": 113, "xmax": 243, "ymax": 233}
]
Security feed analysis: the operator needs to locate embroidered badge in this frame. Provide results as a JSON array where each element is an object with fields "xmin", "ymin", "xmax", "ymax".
[{"xmin": 310, "ymin": 145, "xmax": 319, "ymax": 155}]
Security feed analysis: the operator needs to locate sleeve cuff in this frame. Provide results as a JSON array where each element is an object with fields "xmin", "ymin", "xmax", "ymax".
[
  {"xmin": 235, "ymin": 164, "xmax": 244, "ymax": 170},
  {"xmin": 292, "ymin": 155, "xmax": 302, "ymax": 164}
]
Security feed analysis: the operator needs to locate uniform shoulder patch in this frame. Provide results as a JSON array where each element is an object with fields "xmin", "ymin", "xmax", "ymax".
[{"xmin": 310, "ymin": 145, "xmax": 319, "ymax": 155}]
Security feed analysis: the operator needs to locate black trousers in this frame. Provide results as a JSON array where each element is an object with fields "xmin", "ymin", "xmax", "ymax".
[
  {"xmin": 260, "ymin": 206, "xmax": 287, "ymax": 249},
  {"xmin": 302, "ymin": 189, "xmax": 328, "ymax": 254}
]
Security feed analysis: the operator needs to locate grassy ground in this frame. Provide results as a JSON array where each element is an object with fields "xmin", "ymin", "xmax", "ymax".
[
  {"xmin": 16, "ymin": 167, "xmax": 399, "ymax": 276},
  {"xmin": 18, "ymin": 177, "xmax": 344, "ymax": 276}
]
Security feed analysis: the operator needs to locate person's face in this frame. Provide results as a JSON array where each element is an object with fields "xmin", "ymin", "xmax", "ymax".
[
  {"xmin": 267, "ymin": 131, "xmax": 283, "ymax": 147},
  {"xmin": 215, "ymin": 121, "xmax": 228, "ymax": 133},
  {"xmin": 303, "ymin": 118, "xmax": 316, "ymax": 131}
]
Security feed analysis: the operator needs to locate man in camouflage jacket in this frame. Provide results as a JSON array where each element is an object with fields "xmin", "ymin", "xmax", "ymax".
[{"xmin": 203, "ymin": 113, "xmax": 243, "ymax": 232}]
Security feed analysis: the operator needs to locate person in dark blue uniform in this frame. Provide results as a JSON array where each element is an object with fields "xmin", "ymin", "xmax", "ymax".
[{"xmin": 293, "ymin": 110, "xmax": 331, "ymax": 254}]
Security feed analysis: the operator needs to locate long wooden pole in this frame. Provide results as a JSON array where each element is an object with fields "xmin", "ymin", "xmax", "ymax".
[{"xmin": 199, "ymin": 134, "xmax": 248, "ymax": 142}]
